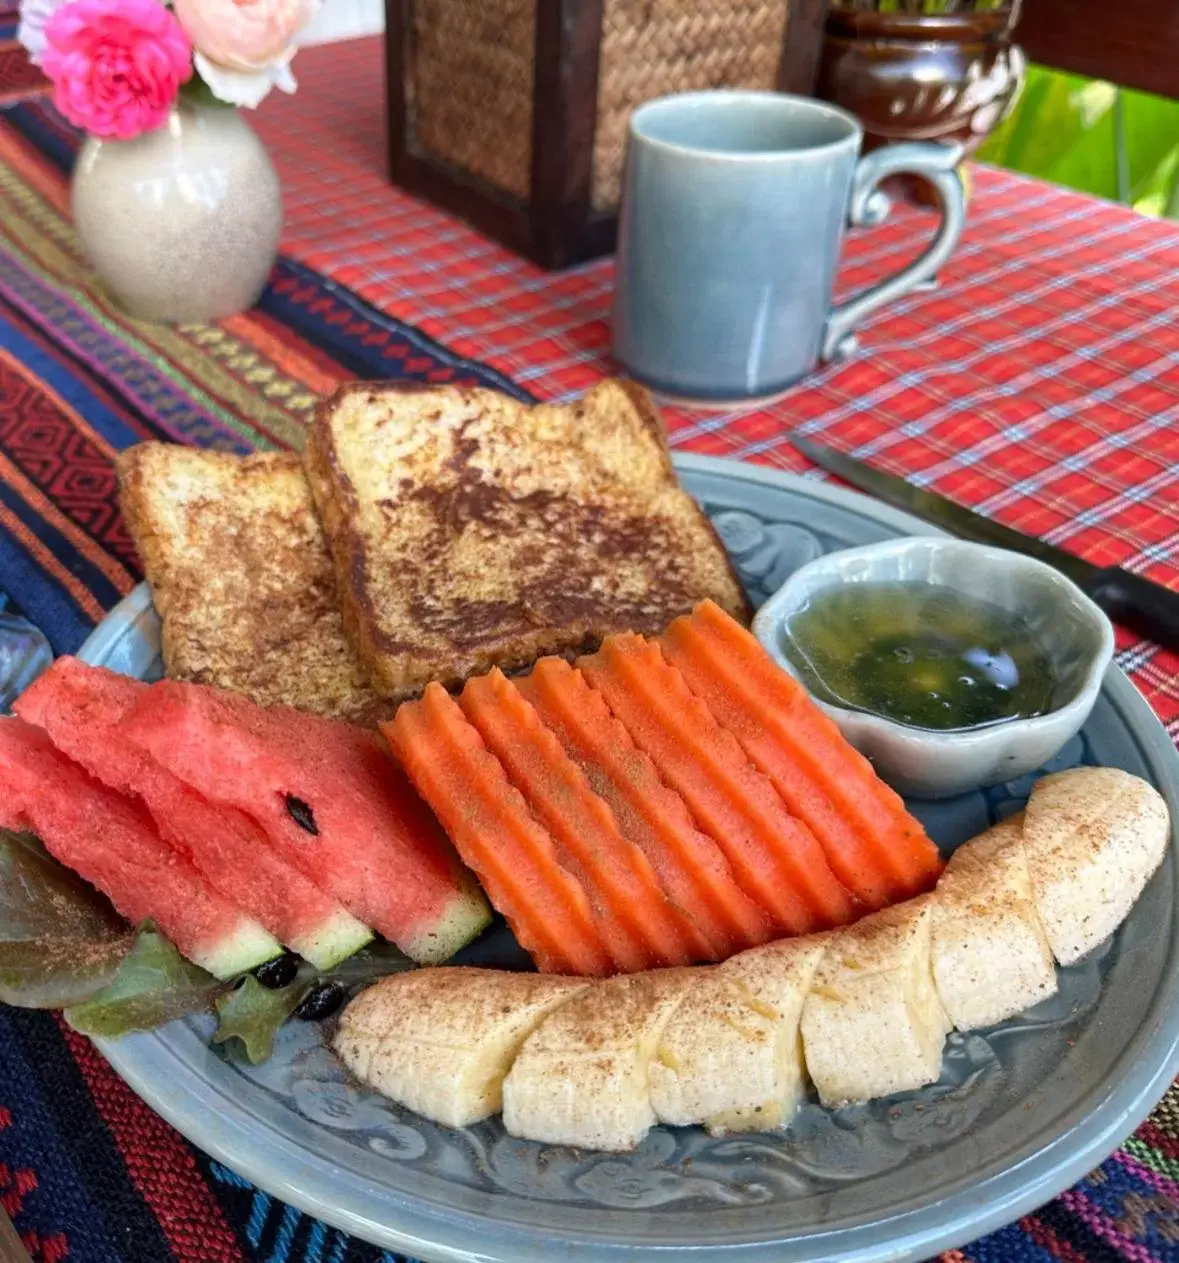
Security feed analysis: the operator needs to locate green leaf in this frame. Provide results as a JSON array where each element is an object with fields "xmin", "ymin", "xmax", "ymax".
[
  {"xmin": 978, "ymin": 64, "xmax": 1179, "ymax": 221},
  {"xmin": 179, "ymin": 70, "xmax": 234, "ymax": 110},
  {"xmin": 212, "ymin": 943, "xmax": 413, "ymax": 1065},
  {"xmin": 326, "ymin": 939, "xmax": 413, "ymax": 986},
  {"xmin": 978, "ymin": 65, "xmax": 1121, "ymax": 201},
  {"xmin": 0, "ymin": 826, "xmax": 419, "ymax": 1054},
  {"xmin": 64, "ymin": 927, "xmax": 226, "ymax": 1037},
  {"xmin": 213, "ymin": 969, "xmax": 316, "ymax": 1064},
  {"xmin": 0, "ymin": 829, "xmax": 135, "ymax": 1008},
  {"xmin": 1120, "ymin": 88, "xmax": 1179, "ymax": 219}
]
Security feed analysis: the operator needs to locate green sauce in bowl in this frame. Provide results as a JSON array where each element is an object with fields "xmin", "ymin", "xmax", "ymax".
[{"xmin": 781, "ymin": 581, "xmax": 1058, "ymax": 732}]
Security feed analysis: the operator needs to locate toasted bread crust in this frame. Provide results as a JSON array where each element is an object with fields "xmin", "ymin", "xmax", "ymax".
[
  {"xmin": 611, "ymin": 378, "xmax": 750, "ymax": 618},
  {"xmin": 305, "ymin": 380, "xmax": 750, "ymax": 699},
  {"xmin": 302, "ymin": 394, "xmax": 398, "ymax": 696},
  {"xmin": 117, "ymin": 443, "xmax": 392, "ymax": 724}
]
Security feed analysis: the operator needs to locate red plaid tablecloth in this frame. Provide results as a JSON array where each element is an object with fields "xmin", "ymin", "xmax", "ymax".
[
  {"xmin": 0, "ymin": 31, "xmax": 1177, "ymax": 1263},
  {"xmin": 258, "ymin": 38, "xmax": 1178, "ymax": 735}
]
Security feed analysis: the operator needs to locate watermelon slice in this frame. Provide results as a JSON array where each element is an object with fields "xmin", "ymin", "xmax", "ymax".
[
  {"xmin": 0, "ymin": 717, "xmax": 281, "ymax": 979},
  {"xmin": 15, "ymin": 659, "xmax": 374, "ymax": 971},
  {"xmin": 121, "ymin": 679, "xmax": 491, "ymax": 964}
]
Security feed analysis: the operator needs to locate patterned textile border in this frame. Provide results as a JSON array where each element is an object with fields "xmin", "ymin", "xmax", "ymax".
[{"xmin": 0, "ymin": 63, "xmax": 1178, "ymax": 1263}]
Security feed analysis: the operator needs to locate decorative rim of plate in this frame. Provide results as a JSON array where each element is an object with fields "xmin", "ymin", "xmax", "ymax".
[{"xmin": 77, "ymin": 454, "xmax": 1179, "ymax": 1263}]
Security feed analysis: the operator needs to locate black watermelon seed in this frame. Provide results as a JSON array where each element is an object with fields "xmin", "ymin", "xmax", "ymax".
[
  {"xmin": 284, "ymin": 794, "xmax": 319, "ymax": 835},
  {"xmin": 295, "ymin": 981, "xmax": 346, "ymax": 1022},
  {"xmin": 254, "ymin": 953, "xmax": 299, "ymax": 989}
]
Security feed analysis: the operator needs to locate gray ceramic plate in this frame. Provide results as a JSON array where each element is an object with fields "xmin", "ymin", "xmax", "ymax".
[{"xmin": 77, "ymin": 455, "xmax": 1179, "ymax": 1263}]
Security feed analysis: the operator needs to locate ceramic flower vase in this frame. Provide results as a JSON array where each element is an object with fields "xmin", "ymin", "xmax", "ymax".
[{"xmin": 71, "ymin": 99, "xmax": 282, "ymax": 324}]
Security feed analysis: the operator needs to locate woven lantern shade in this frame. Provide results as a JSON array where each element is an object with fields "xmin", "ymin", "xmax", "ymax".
[
  {"xmin": 386, "ymin": 0, "xmax": 826, "ymax": 268},
  {"xmin": 590, "ymin": 1, "xmax": 793, "ymax": 208}
]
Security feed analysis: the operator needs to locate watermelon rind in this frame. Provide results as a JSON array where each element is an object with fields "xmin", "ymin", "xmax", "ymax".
[
  {"xmin": 196, "ymin": 921, "xmax": 284, "ymax": 981},
  {"xmin": 12, "ymin": 660, "xmax": 381, "ymax": 976},
  {"xmin": 399, "ymin": 872, "xmax": 493, "ymax": 966},
  {"xmin": 292, "ymin": 909, "xmax": 375, "ymax": 972}
]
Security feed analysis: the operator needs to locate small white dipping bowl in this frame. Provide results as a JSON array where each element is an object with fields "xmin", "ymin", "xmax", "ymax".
[{"xmin": 751, "ymin": 537, "xmax": 1115, "ymax": 799}]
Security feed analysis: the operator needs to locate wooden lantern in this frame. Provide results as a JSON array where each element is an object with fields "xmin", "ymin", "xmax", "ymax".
[{"xmin": 384, "ymin": 0, "xmax": 829, "ymax": 269}]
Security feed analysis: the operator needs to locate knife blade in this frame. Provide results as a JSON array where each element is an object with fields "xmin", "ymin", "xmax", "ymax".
[{"xmin": 792, "ymin": 435, "xmax": 1179, "ymax": 655}]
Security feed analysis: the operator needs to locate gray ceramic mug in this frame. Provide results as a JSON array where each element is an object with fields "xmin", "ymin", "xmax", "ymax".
[{"xmin": 612, "ymin": 91, "xmax": 966, "ymax": 403}]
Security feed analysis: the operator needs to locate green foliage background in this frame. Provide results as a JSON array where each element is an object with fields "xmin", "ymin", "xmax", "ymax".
[{"xmin": 978, "ymin": 65, "xmax": 1179, "ymax": 218}]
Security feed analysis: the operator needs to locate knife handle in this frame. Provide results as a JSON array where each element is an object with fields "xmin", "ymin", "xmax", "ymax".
[{"xmin": 1087, "ymin": 567, "xmax": 1179, "ymax": 655}]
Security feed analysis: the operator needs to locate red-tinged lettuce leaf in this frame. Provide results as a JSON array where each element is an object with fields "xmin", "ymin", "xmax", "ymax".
[
  {"xmin": 213, "ymin": 968, "xmax": 317, "ymax": 1064},
  {"xmin": 0, "ymin": 829, "xmax": 135, "ymax": 1008},
  {"xmin": 64, "ymin": 926, "xmax": 226, "ymax": 1037},
  {"xmin": 0, "ymin": 828, "xmax": 421, "ymax": 1053}
]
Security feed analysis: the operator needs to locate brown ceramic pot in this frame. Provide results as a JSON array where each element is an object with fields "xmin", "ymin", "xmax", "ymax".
[{"xmin": 817, "ymin": 6, "xmax": 1025, "ymax": 157}]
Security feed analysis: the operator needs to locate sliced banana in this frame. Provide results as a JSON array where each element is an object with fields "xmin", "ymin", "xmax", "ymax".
[
  {"xmin": 333, "ymin": 967, "xmax": 589, "ymax": 1127},
  {"xmin": 650, "ymin": 934, "xmax": 829, "ymax": 1135},
  {"xmin": 800, "ymin": 895, "xmax": 949, "ymax": 1106},
  {"xmin": 502, "ymin": 968, "xmax": 701, "ymax": 1151},
  {"xmin": 931, "ymin": 813, "xmax": 1058, "ymax": 1030},
  {"xmin": 335, "ymin": 766, "xmax": 1171, "ymax": 1149},
  {"xmin": 1022, "ymin": 767, "xmax": 1169, "ymax": 966}
]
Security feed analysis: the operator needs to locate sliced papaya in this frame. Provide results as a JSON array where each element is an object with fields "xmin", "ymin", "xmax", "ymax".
[
  {"xmin": 384, "ymin": 685, "xmax": 613, "ymax": 976},
  {"xmin": 462, "ymin": 668, "xmax": 697, "ymax": 970},
  {"xmin": 666, "ymin": 601, "xmax": 942, "ymax": 898},
  {"xmin": 662, "ymin": 615, "xmax": 895, "ymax": 907},
  {"xmin": 578, "ymin": 636, "xmax": 857, "ymax": 935},
  {"xmin": 518, "ymin": 659, "xmax": 771, "ymax": 958}
]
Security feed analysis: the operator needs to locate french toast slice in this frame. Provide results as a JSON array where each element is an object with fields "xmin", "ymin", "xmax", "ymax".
[
  {"xmin": 117, "ymin": 443, "xmax": 389, "ymax": 723},
  {"xmin": 303, "ymin": 379, "xmax": 749, "ymax": 699}
]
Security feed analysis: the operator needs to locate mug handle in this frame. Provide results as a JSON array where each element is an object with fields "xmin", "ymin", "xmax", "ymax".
[{"xmin": 821, "ymin": 142, "xmax": 967, "ymax": 363}]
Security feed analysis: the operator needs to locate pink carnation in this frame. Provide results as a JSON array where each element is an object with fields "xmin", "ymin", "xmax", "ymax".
[{"xmin": 41, "ymin": 0, "xmax": 193, "ymax": 140}]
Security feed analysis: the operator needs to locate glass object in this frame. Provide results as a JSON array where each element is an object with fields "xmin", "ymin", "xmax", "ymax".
[{"xmin": 0, "ymin": 610, "xmax": 52, "ymax": 713}]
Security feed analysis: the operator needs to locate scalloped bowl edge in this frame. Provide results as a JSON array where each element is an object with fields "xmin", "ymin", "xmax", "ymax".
[{"xmin": 751, "ymin": 537, "xmax": 1116, "ymax": 798}]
